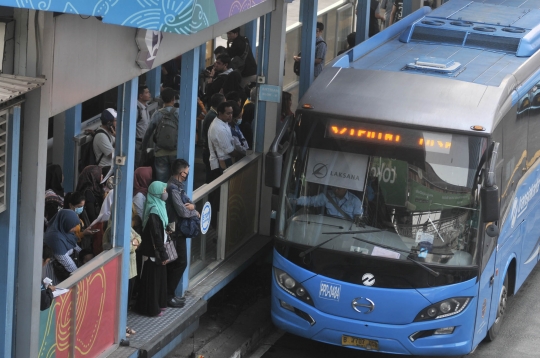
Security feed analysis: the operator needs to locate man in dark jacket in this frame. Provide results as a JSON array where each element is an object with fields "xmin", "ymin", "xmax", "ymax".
[
  {"xmin": 204, "ymin": 54, "xmax": 233, "ymax": 105},
  {"xmin": 165, "ymin": 159, "xmax": 200, "ymax": 308},
  {"xmin": 227, "ymin": 27, "xmax": 258, "ymax": 87}
]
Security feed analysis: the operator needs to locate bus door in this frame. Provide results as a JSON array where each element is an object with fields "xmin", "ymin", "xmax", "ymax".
[{"xmin": 472, "ymin": 224, "xmax": 498, "ymax": 348}]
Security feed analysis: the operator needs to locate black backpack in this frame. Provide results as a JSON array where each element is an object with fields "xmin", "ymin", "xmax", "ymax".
[
  {"xmin": 153, "ymin": 108, "xmax": 178, "ymax": 150},
  {"xmin": 78, "ymin": 128, "xmax": 108, "ymax": 173},
  {"xmin": 293, "ymin": 40, "xmax": 326, "ymax": 76}
]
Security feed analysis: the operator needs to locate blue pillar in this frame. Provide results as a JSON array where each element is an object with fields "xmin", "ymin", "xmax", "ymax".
[
  {"xmin": 245, "ymin": 20, "xmax": 257, "ymax": 58},
  {"xmin": 199, "ymin": 43, "xmax": 207, "ymax": 72},
  {"xmin": 0, "ymin": 106, "xmax": 21, "ymax": 357},
  {"xmin": 63, "ymin": 104, "xmax": 81, "ymax": 193},
  {"xmin": 177, "ymin": 47, "xmax": 200, "ymax": 296},
  {"xmin": 298, "ymin": 0, "xmax": 318, "ymax": 100},
  {"xmin": 255, "ymin": 13, "xmax": 271, "ymax": 153},
  {"xmin": 114, "ymin": 78, "xmax": 138, "ymax": 341},
  {"xmin": 355, "ymin": 0, "xmax": 370, "ymax": 44},
  {"xmin": 403, "ymin": 0, "xmax": 413, "ymax": 18},
  {"xmin": 146, "ymin": 66, "xmax": 162, "ymax": 99}
]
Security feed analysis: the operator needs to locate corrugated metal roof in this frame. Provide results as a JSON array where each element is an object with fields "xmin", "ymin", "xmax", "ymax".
[{"xmin": 0, "ymin": 74, "xmax": 46, "ymax": 103}]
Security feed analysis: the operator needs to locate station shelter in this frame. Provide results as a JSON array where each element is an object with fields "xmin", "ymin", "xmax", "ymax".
[{"xmin": 0, "ymin": 0, "xmax": 374, "ymax": 356}]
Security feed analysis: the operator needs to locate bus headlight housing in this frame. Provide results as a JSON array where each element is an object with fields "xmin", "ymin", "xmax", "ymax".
[
  {"xmin": 414, "ymin": 297, "xmax": 471, "ymax": 321},
  {"xmin": 274, "ymin": 268, "xmax": 314, "ymax": 306}
]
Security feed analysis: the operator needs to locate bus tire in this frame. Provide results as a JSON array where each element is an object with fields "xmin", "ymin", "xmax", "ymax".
[{"xmin": 486, "ymin": 273, "xmax": 508, "ymax": 341}]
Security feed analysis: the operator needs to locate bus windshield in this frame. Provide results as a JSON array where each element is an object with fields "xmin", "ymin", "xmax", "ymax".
[{"xmin": 277, "ymin": 122, "xmax": 486, "ymax": 268}]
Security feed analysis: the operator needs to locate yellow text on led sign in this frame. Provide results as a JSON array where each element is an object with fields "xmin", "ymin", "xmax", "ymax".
[{"xmin": 331, "ymin": 126, "xmax": 401, "ymax": 142}]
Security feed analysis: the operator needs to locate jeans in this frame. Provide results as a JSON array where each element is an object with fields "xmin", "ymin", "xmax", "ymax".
[{"xmin": 154, "ymin": 155, "xmax": 176, "ymax": 183}]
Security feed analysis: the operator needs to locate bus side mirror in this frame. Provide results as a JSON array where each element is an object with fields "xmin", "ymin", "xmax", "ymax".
[
  {"xmin": 264, "ymin": 114, "xmax": 296, "ymax": 189},
  {"xmin": 481, "ymin": 186, "xmax": 499, "ymax": 222}
]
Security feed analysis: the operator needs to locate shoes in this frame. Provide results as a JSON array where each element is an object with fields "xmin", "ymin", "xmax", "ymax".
[{"xmin": 167, "ymin": 296, "xmax": 186, "ymax": 308}]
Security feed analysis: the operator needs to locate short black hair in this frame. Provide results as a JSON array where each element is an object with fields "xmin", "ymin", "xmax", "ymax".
[
  {"xmin": 171, "ymin": 159, "xmax": 189, "ymax": 175},
  {"xmin": 225, "ymin": 91, "xmax": 241, "ymax": 103},
  {"xmin": 217, "ymin": 101, "xmax": 232, "ymax": 115},
  {"xmin": 43, "ymin": 244, "xmax": 54, "ymax": 261},
  {"xmin": 214, "ymin": 46, "xmax": 227, "ymax": 56},
  {"xmin": 317, "ymin": 22, "xmax": 324, "ymax": 32},
  {"xmin": 210, "ymin": 93, "xmax": 226, "ymax": 109},
  {"xmin": 216, "ymin": 54, "xmax": 231, "ymax": 66},
  {"xmin": 230, "ymin": 27, "xmax": 240, "ymax": 34},
  {"xmin": 161, "ymin": 87, "xmax": 176, "ymax": 104},
  {"xmin": 64, "ymin": 191, "xmax": 85, "ymax": 209},
  {"xmin": 227, "ymin": 100, "xmax": 241, "ymax": 119},
  {"xmin": 138, "ymin": 85, "xmax": 148, "ymax": 97}
]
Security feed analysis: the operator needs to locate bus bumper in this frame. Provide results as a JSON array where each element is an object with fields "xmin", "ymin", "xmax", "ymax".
[{"xmin": 271, "ymin": 277, "xmax": 475, "ymax": 356}]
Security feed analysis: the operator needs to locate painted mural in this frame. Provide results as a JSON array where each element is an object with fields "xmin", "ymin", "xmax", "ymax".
[
  {"xmin": 38, "ymin": 257, "xmax": 119, "ymax": 357},
  {"xmin": 7, "ymin": 0, "xmax": 269, "ymax": 34}
]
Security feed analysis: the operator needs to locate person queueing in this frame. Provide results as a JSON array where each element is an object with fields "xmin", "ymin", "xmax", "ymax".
[
  {"xmin": 43, "ymin": 209, "xmax": 83, "ymax": 283},
  {"xmin": 166, "ymin": 159, "xmax": 200, "ymax": 308},
  {"xmin": 135, "ymin": 181, "xmax": 170, "ymax": 317}
]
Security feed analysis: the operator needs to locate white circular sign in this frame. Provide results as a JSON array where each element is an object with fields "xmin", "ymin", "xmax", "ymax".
[
  {"xmin": 362, "ymin": 273, "xmax": 375, "ymax": 287},
  {"xmin": 200, "ymin": 201, "xmax": 212, "ymax": 234}
]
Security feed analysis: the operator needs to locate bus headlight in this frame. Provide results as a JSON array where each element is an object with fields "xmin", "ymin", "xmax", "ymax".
[
  {"xmin": 414, "ymin": 297, "xmax": 471, "ymax": 321},
  {"xmin": 274, "ymin": 268, "xmax": 314, "ymax": 306}
]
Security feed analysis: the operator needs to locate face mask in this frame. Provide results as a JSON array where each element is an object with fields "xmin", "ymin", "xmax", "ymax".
[
  {"xmin": 236, "ymin": 118, "xmax": 242, "ymax": 125},
  {"xmin": 75, "ymin": 206, "xmax": 84, "ymax": 215},
  {"xmin": 161, "ymin": 192, "xmax": 168, "ymax": 201}
]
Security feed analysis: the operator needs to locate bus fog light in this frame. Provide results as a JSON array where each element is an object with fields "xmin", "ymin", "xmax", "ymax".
[
  {"xmin": 427, "ymin": 307, "xmax": 437, "ymax": 317},
  {"xmin": 434, "ymin": 327, "xmax": 455, "ymax": 335},
  {"xmin": 296, "ymin": 287, "xmax": 306, "ymax": 296},
  {"xmin": 280, "ymin": 300, "xmax": 295, "ymax": 312}
]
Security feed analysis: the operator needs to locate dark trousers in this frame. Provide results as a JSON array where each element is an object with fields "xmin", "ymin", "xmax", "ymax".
[{"xmin": 166, "ymin": 235, "xmax": 187, "ymax": 299}]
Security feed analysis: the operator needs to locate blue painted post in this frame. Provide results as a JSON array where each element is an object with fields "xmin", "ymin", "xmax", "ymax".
[
  {"xmin": 63, "ymin": 104, "xmax": 81, "ymax": 193},
  {"xmin": 355, "ymin": 0, "xmax": 370, "ymax": 44},
  {"xmin": 403, "ymin": 0, "xmax": 413, "ymax": 18},
  {"xmin": 146, "ymin": 66, "xmax": 162, "ymax": 99},
  {"xmin": 298, "ymin": 0, "xmax": 318, "ymax": 100},
  {"xmin": 114, "ymin": 78, "xmax": 138, "ymax": 341},
  {"xmin": 255, "ymin": 13, "xmax": 271, "ymax": 153},
  {"xmin": 245, "ymin": 20, "xmax": 257, "ymax": 58},
  {"xmin": 0, "ymin": 106, "xmax": 21, "ymax": 357},
  {"xmin": 177, "ymin": 47, "xmax": 199, "ymax": 296}
]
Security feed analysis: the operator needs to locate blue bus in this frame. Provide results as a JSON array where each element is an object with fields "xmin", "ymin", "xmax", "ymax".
[{"xmin": 265, "ymin": 0, "xmax": 540, "ymax": 355}]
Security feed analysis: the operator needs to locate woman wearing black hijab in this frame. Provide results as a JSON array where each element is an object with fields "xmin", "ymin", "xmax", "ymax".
[
  {"xmin": 44, "ymin": 164, "xmax": 65, "ymax": 225},
  {"xmin": 44, "ymin": 209, "xmax": 82, "ymax": 280}
]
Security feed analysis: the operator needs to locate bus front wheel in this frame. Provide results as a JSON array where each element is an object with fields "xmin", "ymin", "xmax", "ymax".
[{"xmin": 486, "ymin": 273, "xmax": 508, "ymax": 341}]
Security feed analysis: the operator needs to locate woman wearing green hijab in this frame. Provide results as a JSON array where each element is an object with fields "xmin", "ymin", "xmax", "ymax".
[{"xmin": 135, "ymin": 181, "xmax": 170, "ymax": 317}]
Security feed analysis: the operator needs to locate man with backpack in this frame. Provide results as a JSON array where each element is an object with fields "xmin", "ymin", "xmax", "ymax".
[
  {"xmin": 293, "ymin": 22, "xmax": 327, "ymax": 78},
  {"xmin": 141, "ymin": 88, "xmax": 179, "ymax": 182},
  {"xmin": 93, "ymin": 108, "xmax": 117, "ymax": 167}
]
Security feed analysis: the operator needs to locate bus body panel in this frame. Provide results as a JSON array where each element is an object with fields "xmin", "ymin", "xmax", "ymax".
[
  {"xmin": 471, "ymin": 248, "xmax": 497, "ymax": 348},
  {"xmin": 272, "ymin": 251, "xmax": 478, "ymax": 356}
]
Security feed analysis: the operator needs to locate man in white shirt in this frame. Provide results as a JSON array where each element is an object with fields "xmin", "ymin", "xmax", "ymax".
[
  {"xmin": 93, "ymin": 108, "xmax": 116, "ymax": 167},
  {"xmin": 136, "ymin": 85, "xmax": 152, "ymax": 168},
  {"xmin": 207, "ymin": 101, "xmax": 243, "ymax": 181}
]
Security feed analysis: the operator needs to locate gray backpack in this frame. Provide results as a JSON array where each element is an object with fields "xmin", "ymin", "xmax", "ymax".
[{"xmin": 153, "ymin": 108, "xmax": 178, "ymax": 150}]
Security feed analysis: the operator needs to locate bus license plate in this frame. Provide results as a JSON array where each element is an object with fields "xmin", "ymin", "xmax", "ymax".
[{"xmin": 341, "ymin": 335, "xmax": 379, "ymax": 350}]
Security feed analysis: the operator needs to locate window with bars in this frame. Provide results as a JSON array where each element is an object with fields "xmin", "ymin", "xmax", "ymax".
[{"xmin": 0, "ymin": 109, "xmax": 8, "ymax": 213}]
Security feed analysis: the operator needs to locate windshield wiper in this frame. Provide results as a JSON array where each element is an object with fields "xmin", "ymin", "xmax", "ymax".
[
  {"xmin": 296, "ymin": 220, "xmax": 344, "ymax": 229},
  {"xmin": 299, "ymin": 229, "xmax": 384, "ymax": 258},
  {"xmin": 350, "ymin": 236, "xmax": 440, "ymax": 277}
]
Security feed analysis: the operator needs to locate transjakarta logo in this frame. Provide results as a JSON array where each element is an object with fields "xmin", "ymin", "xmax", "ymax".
[
  {"xmin": 319, "ymin": 281, "xmax": 341, "ymax": 301},
  {"xmin": 511, "ymin": 176, "xmax": 540, "ymax": 228}
]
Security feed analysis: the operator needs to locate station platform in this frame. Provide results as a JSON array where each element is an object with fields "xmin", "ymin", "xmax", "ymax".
[{"xmin": 107, "ymin": 234, "xmax": 272, "ymax": 358}]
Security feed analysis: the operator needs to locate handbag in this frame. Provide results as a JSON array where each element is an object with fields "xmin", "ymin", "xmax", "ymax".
[
  {"xmin": 178, "ymin": 190, "xmax": 201, "ymax": 237},
  {"xmin": 164, "ymin": 234, "xmax": 178, "ymax": 262}
]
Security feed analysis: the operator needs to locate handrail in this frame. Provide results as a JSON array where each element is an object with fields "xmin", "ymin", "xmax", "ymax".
[
  {"xmin": 57, "ymin": 248, "xmax": 123, "ymax": 289},
  {"xmin": 192, "ymin": 152, "xmax": 262, "ymax": 202}
]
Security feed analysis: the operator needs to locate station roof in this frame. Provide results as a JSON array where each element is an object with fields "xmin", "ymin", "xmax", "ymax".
[
  {"xmin": 0, "ymin": 74, "xmax": 45, "ymax": 104},
  {"xmin": 1, "ymin": 0, "xmax": 271, "ymax": 34}
]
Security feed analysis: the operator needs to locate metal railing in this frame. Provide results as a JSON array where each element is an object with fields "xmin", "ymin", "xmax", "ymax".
[{"xmin": 189, "ymin": 153, "xmax": 263, "ymax": 278}]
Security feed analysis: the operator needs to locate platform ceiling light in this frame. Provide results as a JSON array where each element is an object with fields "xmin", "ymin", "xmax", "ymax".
[
  {"xmin": 471, "ymin": 125, "xmax": 485, "ymax": 131},
  {"xmin": 302, "ymin": 104, "xmax": 314, "ymax": 109}
]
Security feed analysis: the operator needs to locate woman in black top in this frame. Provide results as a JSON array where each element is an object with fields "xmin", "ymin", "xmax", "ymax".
[
  {"xmin": 76, "ymin": 165, "xmax": 104, "ymax": 224},
  {"xmin": 135, "ymin": 181, "xmax": 170, "ymax": 317}
]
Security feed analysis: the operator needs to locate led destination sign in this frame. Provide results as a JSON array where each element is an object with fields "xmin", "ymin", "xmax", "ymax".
[{"xmin": 326, "ymin": 120, "xmax": 452, "ymax": 153}]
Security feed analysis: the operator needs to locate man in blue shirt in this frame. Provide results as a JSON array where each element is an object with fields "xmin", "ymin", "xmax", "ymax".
[{"xmin": 293, "ymin": 186, "xmax": 363, "ymax": 219}]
